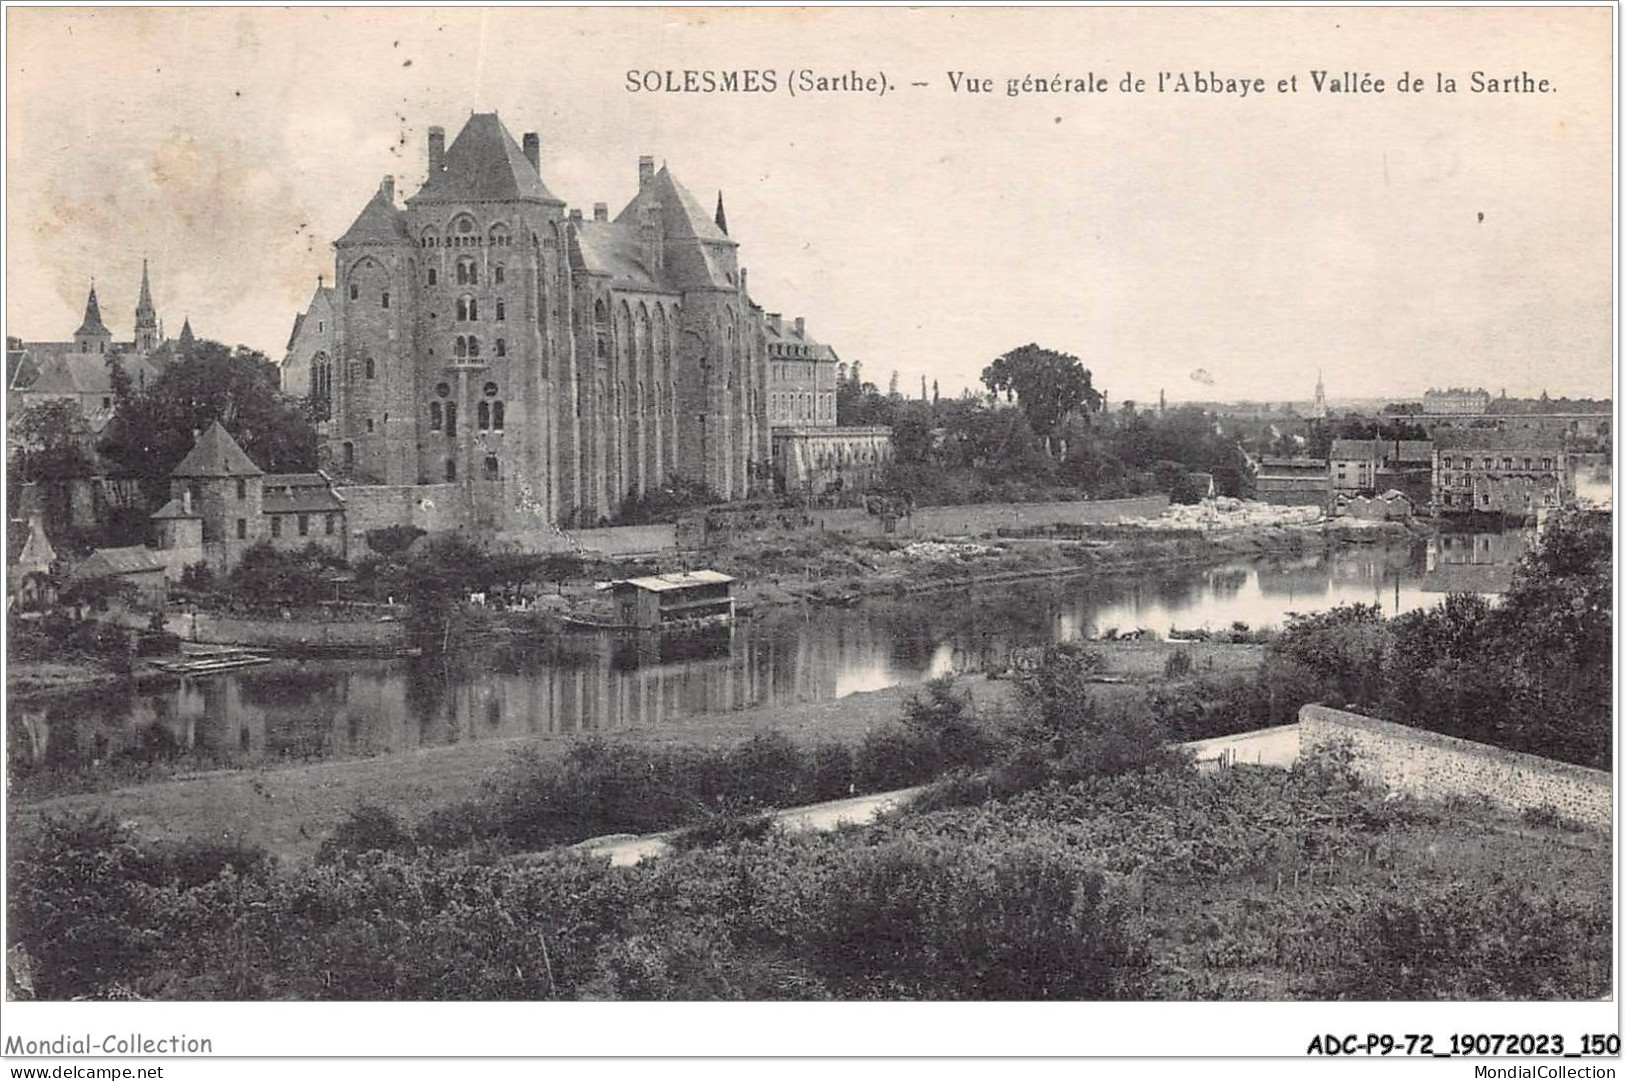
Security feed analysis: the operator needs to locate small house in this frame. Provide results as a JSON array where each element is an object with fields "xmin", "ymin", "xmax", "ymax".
[
  {"xmin": 611, "ymin": 570, "xmax": 736, "ymax": 630},
  {"xmin": 72, "ymin": 545, "xmax": 171, "ymax": 606}
]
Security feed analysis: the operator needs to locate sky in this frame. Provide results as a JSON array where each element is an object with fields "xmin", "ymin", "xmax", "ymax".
[{"xmin": 5, "ymin": 7, "xmax": 1613, "ymax": 404}]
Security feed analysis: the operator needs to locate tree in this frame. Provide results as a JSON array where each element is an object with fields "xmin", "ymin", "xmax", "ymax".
[
  {"xmin": 98, "ymin": 340, "xmax": 317, "ymax": 502},
  {"xmin": 9, "ymin": 400, "xmax": 97, "ymax": 540},
  {"xmin": 980, "ymin": 344, "xmax": 1103, "ymax": 454},
  {"xmin": 10, "ymin": 400, "xmax": 95, "ymax": 483}
]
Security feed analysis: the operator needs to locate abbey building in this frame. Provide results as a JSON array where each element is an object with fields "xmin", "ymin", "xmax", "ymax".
[{"xmin": 308, "ymin": 113, "xmax": 779, "ymax": 529}]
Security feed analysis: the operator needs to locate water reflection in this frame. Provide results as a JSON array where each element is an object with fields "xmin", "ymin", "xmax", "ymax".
[{"xmin": 11, "ymin": 533, "xmax": 1528, "ymax": 785}]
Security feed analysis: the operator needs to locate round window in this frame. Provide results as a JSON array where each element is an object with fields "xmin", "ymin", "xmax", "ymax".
[
  {"xmin": 483, "ymin": 382, "xmax": 499, "ymax": 398},
  {"xmin": 435, "ymin": 383, "xmax": 451, "ymax": 399}
]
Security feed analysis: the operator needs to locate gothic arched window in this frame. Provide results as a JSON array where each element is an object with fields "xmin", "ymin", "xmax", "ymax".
[
  {"xmin": 492, "ymin": 401, "xmax": 505, "ymax": 430},
  {"xmin": 478, "ymin": 401, "xmax": 491, "ymax": 430},
  {"xmin": 495, "ymin": 339, "xmax": 507, "ymax": 357},
  {"xmin": 430, "ymin": 401, "xmax": 442, "ymax": 430},
  {"xmin": 467, "ymin": 337, "xmax": 481, "ymax": 358},
  {"xmin": 455, "ymin": 336, "xmax": 467, "ymax": 358},
  {"xmin": 496, "ymin": 300, "xmax": 505, "ymax": 322},
  {"xmin": 494, "ymin": 265, "xmax": 505, "ymax": 285}
]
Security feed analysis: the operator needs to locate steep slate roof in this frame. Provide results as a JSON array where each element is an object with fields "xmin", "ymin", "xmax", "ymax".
[
  {"xmin": 27, "ymin": 351, "xmax": 159, "ymax": 397},
  {"xmin": 571, "ymin": 222, "xmax": 660, "ymax": 288},
  {"xmin": 75, "ymin": 285, "xmax": 110, "ymax": 339},
  {"xmin": 764, "ymin": 317, "xmax": 839, "ymax": 362},
  {"xmin": 170, "ymin": 421, "xmax": 264, "ymax": 478},
  {"xmin": 337, "ymin": 186, "xmax": 413, "ymax": 247},
  {"xmin": 1433, "ymin": 428, "xmax": 1567, "ymax": 452},
  {"xmin": 261, "ymin": 473, "xmax": 343, "ymax": 514},
  {"xmin": 74, "ymin": 545, "xmax": 169, "ymax": 577},
  {"xmin": 263, "ymin": 487, "xmax": 344, "ymax": 514},
  {"xmin": 15, "ymin": 515, "xmax": 56, "ymax": 575},
  {"xmin": 8, "ymin": 349, "xmax": 39, "ymax": 390},
  {"xmin": 411, "ymin": 113, "xmax": 562, "ymax": 204},
  {"xmin": 152, "ymin": 497, "xmax": 202, "ymax": 520},
  {"xmin": 1328, "ymin": 439, "xmax": 1381, "ymax": 460},
  {"xmin": 615, "ymin": 166, "xmax": 733, "ymax": 244}
]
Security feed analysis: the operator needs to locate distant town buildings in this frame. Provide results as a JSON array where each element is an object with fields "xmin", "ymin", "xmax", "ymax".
[
  {"xmin": 1422, "ymin": 386, "xmax": 1492, "ymax": 415},
  {"xmin": 1253, "ymin": 457, "xmax": 1331, "ymax": 511},
  {"xmin": 8, "ymin": 262, "xmax": 193, "ymax": 431},
  {"xmin": 1431, "ymin": 428, "xmax": 1572, "ymax": 517},
  {"xmin": 765, "ymin": 314, "xmax": 837, "ymax": 426}
]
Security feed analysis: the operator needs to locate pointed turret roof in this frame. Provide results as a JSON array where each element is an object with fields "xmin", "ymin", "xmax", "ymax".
[
  {"xmin": 134, "ymin": 259, "xmax": 157, "ymax": 328},
  {"xmin": 714, "ymin": 190, "xmax": 729, "ymax": 236},
  {"xmin": 178, "ymin": 316, "xmax": 195, "ymax": 347},
  {"xmin": 337, "ymin": 182, "xmax": 413, "ymax": 247},
  {"xmin": 170, "ymin": 420, "xmax": 263, "ymax": 479},
  {"xmin": 74, "ymin": 283, "xmax": 110, "ymax": 340},
  {"xmin": 410, "ymin": 113, "xmax": 563, "ymax": 205},
  {"xmin": 15, "ymin": 514, "xmax": 56, "ymax": 576},
  {"xmin": 615, "ymin": 166, "xmax": 733, "ymax": 243}
]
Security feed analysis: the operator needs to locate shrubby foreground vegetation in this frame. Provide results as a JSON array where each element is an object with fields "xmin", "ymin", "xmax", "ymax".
[{"xmin": 7, "ymin": 512, "xmax": 1610, "ymax": 1001}]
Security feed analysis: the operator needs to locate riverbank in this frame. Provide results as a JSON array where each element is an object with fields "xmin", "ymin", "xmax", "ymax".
[
  {"xmin": 540, "ymin": 516, "xmax": 1419, "ymax": 623},
  {"xmin": 7, "ymin": 660, "xmax": 129, "ymax": 701},
  {"xmin": 7, "ymin": 638, "xmax": 1264, "ymax": 862}
]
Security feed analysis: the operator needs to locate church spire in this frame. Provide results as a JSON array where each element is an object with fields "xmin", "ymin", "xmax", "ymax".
[
  {"xmin": 74, "ymin": 282, "xmax": 112, "ymax": 353},
  {"xmin": 714, "ymin": 190, "xmax": 729, "ymax": 236},
  {"xmin": 134, "ymin": 258, "xmax": 160, "ymax": 353},
  {"xmin": 178, "ymin": 315, "xmax": 195, "ymax": 349}
]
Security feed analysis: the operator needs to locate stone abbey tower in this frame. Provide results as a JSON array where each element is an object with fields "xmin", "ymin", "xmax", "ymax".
[{"xmin": 320, "ymin": 113, "xmax": 770, "ymax": 529}]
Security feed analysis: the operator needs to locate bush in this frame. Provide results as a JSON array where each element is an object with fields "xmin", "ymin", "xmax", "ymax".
[
  {"xmin": 1163, "ymin": 649, "xmax": 1193, "ymax": 679},
  {"xmin": 365, "ymin": 525, "xmax": 425, "ymax": 556},
  {"xmin": 318, "ymin": 804, "xmax": 416, "ymax": 864}
]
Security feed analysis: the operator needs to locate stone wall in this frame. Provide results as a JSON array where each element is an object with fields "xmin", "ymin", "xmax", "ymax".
[
  {"xmin": 336, "ymin": 483, "xmax": 468, "ymax": 554},
  {"xmin": 1299, "ymin": 705, "xmax": 1611, "ymax": 828},
  {"xmin": 184, "ymin": 611, "xmax": 406, "ymax": 651},
  {"xmin": 491, "ymin": 523, "xmax": 677, "ymax": 556}
]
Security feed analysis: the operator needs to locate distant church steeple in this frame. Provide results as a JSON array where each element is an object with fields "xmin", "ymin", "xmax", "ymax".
[
  {"xmin": 714, "ymin": 191, "xmax": 729, "ymax": 236},
  {"xmin": 178, "ymin": 316, "xmax": 195, "ymax": 349},
  {"xmin": 74, "ymin": 282, "xmax": 112, "ymax": 355},
  {"xmin": 133, "ymin": 259, "xmax": 161, "ymax": 354},
  {"xmin": 1313, "ymin": 370, "xmax": 1327, "ymax": 418}
]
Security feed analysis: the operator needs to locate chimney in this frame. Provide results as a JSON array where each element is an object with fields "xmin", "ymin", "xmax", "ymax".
[
  {"xmin": 379, "ymin": 175, "xmax": 395, "ymax": 204},
  {"xmin": 522, "ymin": 132, "xmax": 540, "ymax": 171},
  {"xmin": 640, "ymin": 202, "xmax": 664, "ymax": 272},
  {"xmin": 794, "ymin": 316, "xmax": 805, "ymax": 339},
  {"xmin": 767, "ymin": 313, "xmax": 782, "ymax": 333},
  {"xmin": 568, "ymin": 208, "xmax": 583, "ymax": 223},
  {"xmin": 593, "ymin": 202, "xmax": 608, "ymax": 223},
  {"xmin": 638, "ymin": 155, "xmax": 655, "ymax": 189},
  {"xmin": 740, "ymin": 267, "xmax": 748, "ymax": 295},
  {"xmin": 428, "ymin": 126, "xmax": 446, "ymax": 174}
]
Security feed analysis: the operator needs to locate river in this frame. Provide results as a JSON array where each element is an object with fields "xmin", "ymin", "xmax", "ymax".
[{"xmin": 9, "ymin": 530, "xmax": 1527, "ymax": 786}]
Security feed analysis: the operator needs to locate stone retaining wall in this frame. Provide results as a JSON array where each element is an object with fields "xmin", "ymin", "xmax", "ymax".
[{"xmin": 1299, "ymin": 704, "xmax": 1611, "ymax": 828}]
